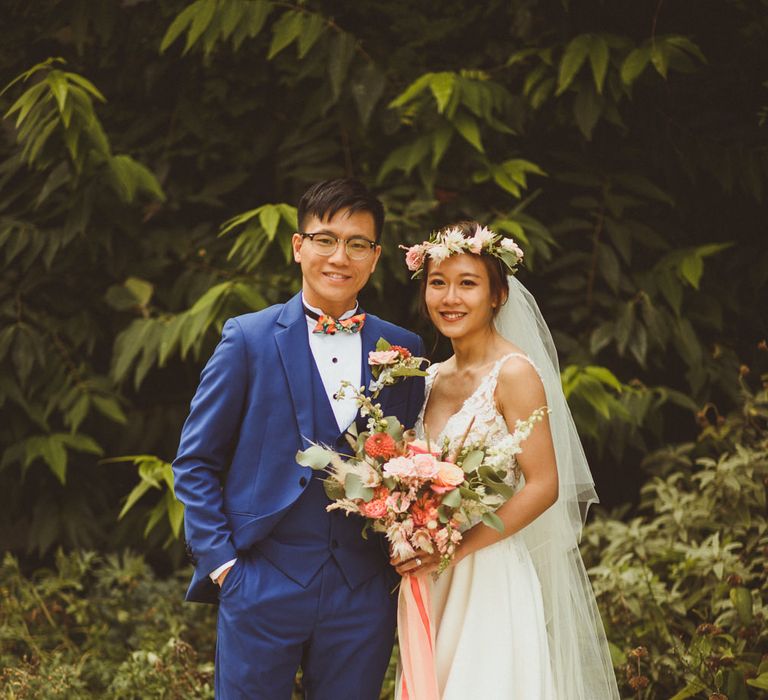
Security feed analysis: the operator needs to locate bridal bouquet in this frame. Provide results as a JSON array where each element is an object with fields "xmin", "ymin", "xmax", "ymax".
[{"xmin": 296, "ymin": 340, "xmax": 550, "ymax": 572}]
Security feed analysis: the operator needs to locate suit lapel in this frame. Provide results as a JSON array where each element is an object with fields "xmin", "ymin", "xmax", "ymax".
[{"xmin": 276, "ymin": 294, "xmax": 315, "ymax": 450}]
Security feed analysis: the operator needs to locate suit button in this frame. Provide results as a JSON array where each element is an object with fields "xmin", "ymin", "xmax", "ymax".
[
  {"xmin": 299, "ymin": 477, "xmax": 307, "ymax": 487},
  {"xmin": 331, "ymin": 539, "xmax": 339, "ymax": 549}
]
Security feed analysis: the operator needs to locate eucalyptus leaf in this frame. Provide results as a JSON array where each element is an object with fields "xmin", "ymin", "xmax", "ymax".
[
  {"xmin": 460, "ymin": 449, "xmax": 485, "ymax": 474},
  {"xmin": 344, "ymin": 473, "xmax": 374, "ymax": 502},
  {"xmin": 295, "ymin": 446, "xmax": 333, "ymax": 470},
  {"xmin": 481, "ymin": 511, "xmax": 505, "ymax": 534},
  {"xmin": 441, "ymin": 488, "xmax": 462, "ymax": 508}
]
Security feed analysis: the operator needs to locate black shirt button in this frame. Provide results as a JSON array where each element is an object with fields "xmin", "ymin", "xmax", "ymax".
[
  {"xmin": 332, "ymin": 357, "xmax": 338, "ymax": 364},
  {"xmin": 299, "ymin": 477, "xmax": 307, "ymax": 487}
]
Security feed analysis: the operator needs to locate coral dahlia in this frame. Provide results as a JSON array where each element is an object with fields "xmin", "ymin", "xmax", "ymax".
[{"xmin": 364, "ymin": 432, "xmax": 397, "ymax": 459}]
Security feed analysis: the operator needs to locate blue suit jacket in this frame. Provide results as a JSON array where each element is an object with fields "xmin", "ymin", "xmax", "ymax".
[{"xmin": 172, "ymin": 292, "xmax": 426, "ymax": 603}]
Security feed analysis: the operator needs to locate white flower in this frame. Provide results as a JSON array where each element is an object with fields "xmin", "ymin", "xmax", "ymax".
[
  {"xmin": 427, "ymin": 243, "xmax": 452, "ymax": 264},
  {"xmin": 441, "ymin": 227, "xmax": 466, "ymax": 250},
  {"xmin": 387, "ymin": 519, "xmax": 416, "ymax": 560},
  {"xmin": 471, "ymin": 225, "xmax": 495, "ymax": 250},
  {"xmin": 411, "ymin": 528, "xmax": 434, "ymax": 553}
]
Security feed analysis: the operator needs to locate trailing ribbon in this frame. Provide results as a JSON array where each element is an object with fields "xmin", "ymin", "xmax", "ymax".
[{"xmin": 398, "ymin": 573, "xmax": 440, "ymax": 700}]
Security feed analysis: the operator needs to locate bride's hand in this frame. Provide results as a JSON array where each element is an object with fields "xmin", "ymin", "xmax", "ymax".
[{"xmin": 390, "ymin": 551, "xmax": 441, "ymax": 577}]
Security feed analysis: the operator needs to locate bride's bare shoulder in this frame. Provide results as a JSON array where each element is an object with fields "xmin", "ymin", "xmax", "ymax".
[{"xmin": 495, "ymin": 354, "xmax": 546, "ymax": 415}]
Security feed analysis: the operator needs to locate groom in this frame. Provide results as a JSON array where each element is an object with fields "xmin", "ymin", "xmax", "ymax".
[{"xmin": 172, "ymin": 178, "xmax": 426, "ymax": 698}]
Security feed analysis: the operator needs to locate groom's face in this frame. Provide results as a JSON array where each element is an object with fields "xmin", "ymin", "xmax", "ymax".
[{"xmin": 292, "ymin": 207, "xmax": 381, "ymax": 317}]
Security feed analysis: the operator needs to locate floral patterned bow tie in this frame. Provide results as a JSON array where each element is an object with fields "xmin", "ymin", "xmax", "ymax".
[{"xmin": 303, "ymin": 305, "xmax": 366, "ymax": 335}]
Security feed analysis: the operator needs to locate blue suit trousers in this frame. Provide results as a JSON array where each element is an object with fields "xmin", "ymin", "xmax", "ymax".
[{"xmin": 215, "ymin": 550, "xmax": 398, "ymax": 699}]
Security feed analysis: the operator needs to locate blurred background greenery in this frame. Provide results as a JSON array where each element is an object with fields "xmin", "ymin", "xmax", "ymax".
[{"xmin": 1, "ymin": 0, "xmax": 766, "ymax": 697}]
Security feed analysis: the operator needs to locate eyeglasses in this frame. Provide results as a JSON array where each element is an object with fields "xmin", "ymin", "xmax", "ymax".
[{"xmin": 299, "ymin": 232, "xmax": 378, "ymax": 261}]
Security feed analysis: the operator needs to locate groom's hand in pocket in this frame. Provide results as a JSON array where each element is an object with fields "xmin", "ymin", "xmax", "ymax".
[{"xmin": 216, "ymin": 565, "xmax": 234, "ymax": 587}]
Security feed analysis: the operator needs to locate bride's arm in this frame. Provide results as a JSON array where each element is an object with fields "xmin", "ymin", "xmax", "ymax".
[
  {"xmin": 393, "ymin": 357, "xmax": 559, "ymax": 576},
  {"xmin": 452, "ymin": 358, "xmax": 559, "ymax": 565}
]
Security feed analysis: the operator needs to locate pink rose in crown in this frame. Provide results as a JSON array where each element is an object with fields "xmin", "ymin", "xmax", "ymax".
[
  {"xmin": 368, "ymin": 349, "xmax": 400, "ymax": 365},
  {"xmin": 412, "ymin": 453, "xmax": 440, "ymax": 480},
  {"xmin": 403, "ymin": 244, "xmax": 426, "ymax": 272},
  {"xmin": 406, "ymin": 439, "xmax": 441, "ymax": 457}
]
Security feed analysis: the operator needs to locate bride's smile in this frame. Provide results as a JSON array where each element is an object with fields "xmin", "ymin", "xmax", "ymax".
[{"xmin": 424, "ymin": 254, "xmax": 503, "ymax": 342}]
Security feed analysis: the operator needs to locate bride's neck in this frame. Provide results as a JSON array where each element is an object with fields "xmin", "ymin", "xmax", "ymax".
[{"xmin": 450, "ymin": 325, "xmax": 502, "ymax": 369}]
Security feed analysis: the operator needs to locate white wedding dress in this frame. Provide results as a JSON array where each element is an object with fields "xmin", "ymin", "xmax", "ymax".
[{"xmin": 414, "ymin": 353, "xmax": 557, "ymax": 699}]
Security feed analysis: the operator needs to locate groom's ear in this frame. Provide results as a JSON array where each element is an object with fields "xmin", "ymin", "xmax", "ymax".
[
  {"xmin": 292, "ymin": 233, "xmax": 304, "ymax": 263},
  {"xmin": 368, "ymin": 244, "xmax": 382, "ymax": 274}
]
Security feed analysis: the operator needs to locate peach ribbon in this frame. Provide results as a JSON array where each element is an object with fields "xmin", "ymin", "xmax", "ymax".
[{"xmin": 398, "ymin": 573, "xmax": 440, "ymax": 700}]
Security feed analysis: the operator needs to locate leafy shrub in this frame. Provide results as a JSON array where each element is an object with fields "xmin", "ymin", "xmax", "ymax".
[
  {"xmin": 582, "ymin": 374, "xmax": 768, "ymax": 699},
  {"xmin": 0, "ymin": 551, "xmax": 215, "ymax": 698}
]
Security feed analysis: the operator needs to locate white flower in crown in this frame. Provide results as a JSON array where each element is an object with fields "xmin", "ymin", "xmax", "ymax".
[
  {"xmin": 441, "ymin": 226, "xmax": 467, "ymax": 250},
  {"xmin": 469, "ymin": 225, "xmax": 495, "ymax": 253},
  {"xmin": 427, "ymin": 242, "xmax": 452, "ymax": 264},
  {"xmin": 400, "ymin": 222, "xmax": 525, "ymax": 278}
]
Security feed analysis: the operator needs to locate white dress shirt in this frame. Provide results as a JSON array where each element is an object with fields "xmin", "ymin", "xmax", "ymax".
[{"xmin": 210, "ymin": 295, "xmax": 363, "ymax": 583}]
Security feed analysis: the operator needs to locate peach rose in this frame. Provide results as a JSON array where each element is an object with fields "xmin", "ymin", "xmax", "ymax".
[{"xmin": 435, "ymin": 461, "xmax": 465, "ymax": 488}]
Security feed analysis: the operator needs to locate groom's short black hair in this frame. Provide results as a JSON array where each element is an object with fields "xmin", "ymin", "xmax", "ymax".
[{"xmin": 298, "ymin": 178, "xmax": 385, "ymax": 242}]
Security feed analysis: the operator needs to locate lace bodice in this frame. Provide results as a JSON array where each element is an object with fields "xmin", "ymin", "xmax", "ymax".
[{"xmin": 415, "ymin": 352, "xmax": 543, "ymax": 486}]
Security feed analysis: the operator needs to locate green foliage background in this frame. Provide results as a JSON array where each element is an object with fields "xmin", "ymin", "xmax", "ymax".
[{"xmin": 1, "ymin": 0, "xmax": 767, "ymax": 697}]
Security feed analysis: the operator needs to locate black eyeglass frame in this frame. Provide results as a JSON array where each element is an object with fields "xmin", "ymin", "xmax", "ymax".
[{"xmin": 298, "ymin": 231, "xmax": 378, "ymax": 259}]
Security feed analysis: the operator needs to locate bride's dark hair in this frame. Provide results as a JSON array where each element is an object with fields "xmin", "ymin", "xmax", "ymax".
[{"xmin": 419, "ymin": 220, "xmax": 510, "ymax": 319}]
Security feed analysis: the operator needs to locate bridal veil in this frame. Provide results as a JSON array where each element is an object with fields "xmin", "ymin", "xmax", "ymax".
[{"xmin": 494, "ymin": 275, "xmax": 620, "ymax": 699}]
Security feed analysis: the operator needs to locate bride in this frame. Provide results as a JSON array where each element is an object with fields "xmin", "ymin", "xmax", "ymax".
[{"xmin": 394, "ymin": 222, "xmax": 620, "ymax": 699}]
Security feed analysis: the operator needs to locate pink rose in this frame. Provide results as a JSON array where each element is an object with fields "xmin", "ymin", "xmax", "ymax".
[
  {"xmin": 383, "ymin": 456, "xmax": 417, "ymax": 480},
  {"xmin": 412, "ymin": 453, "xmax": 440, "ymax": 480},
  {"xmin": 404, "ymin": 244, "xmax": 426, "ymax": 272},
  {"xmin": 368, "ymin": 349, "xmax": 400, "ymax": 365},
  {"xmin": 359, "ymin": 498, "xmax": 387, "ymax": 519}
]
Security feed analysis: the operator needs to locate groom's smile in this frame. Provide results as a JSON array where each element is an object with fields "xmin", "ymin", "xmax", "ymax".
[{"xmin": 292, "ymin": 207, "xmax": 381, "ymax": 318}]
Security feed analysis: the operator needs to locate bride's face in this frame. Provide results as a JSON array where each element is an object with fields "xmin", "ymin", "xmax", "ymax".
[{"xmin": 424, "ymin": 254, "xmax": 496, "ymax": 339}]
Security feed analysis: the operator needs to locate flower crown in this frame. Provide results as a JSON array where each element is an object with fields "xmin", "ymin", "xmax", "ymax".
[{"xmin": 400, "ymin": 225, "xmax": 524, "ymax": 278}]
